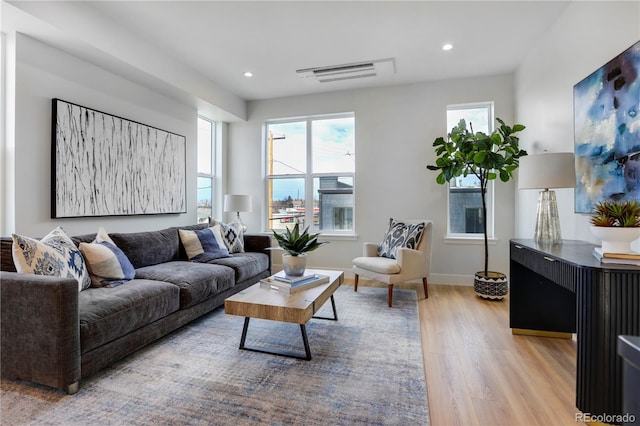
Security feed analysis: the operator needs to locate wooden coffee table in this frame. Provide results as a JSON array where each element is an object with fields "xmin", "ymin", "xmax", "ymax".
[{"xmin": 224, "ymin": 269, "xmax": 344, "ymax": 360}]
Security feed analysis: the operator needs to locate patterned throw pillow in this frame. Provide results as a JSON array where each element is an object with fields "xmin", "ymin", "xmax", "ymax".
[
  {"xmin": 210, "ymin": 219, "xmax": 245, "ymax": 253},
  {"xmin": 79, "ymin": 227, "xmax": 136, "ymax": 288},
  {"xmin": 377, "ymin": 219, "xmax": 426, "ymax": 259},
  {"xmin": 178, "ymin": 225, "xmax": 230, "ymax": 262},
  {"xmin": 12, "ymin": 226, "xmax": 91, "ymax": 291}
]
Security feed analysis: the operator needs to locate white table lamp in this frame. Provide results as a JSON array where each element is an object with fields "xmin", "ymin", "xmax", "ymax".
[
  {"xmin": 519, "ymin": 152, "xmax": 575, "ymax": 245},
  {"xmin": 224, "ymin": 194, "xmax": 252, "ymax": 232}
]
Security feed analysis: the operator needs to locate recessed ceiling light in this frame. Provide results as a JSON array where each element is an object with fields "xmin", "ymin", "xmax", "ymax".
[
  {"xmin": 442, "ymin": 43, "xmax": 453, "ymax": 51},
  {"xmin": 244, "ymin": 71, "xmax": 253, "ymax": 77}
]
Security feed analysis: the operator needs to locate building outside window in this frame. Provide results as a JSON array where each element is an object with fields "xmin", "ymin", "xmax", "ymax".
[
  {"xmin": 197, "ymin": 117, "xmax": 215, "ymax": 223},
  {"xmin": 446, "ymin": 103, "xmax": 494, "ymax": 237},
  {"xmin": 266, "ymin": 114, "xmax": 355, "ymax": 234}
]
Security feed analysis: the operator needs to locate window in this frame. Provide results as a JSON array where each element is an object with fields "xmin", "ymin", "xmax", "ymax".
[
  {"xmin": 197, "ymin": 117, "xmax": 215, "ymax": 223},
  {"xmin": 266, "ymin": 114, "xmax": 355, "ymax": 234},
  {"xmin": 446, "ymin": 103, "xmax": 494, "ymax": 237}
]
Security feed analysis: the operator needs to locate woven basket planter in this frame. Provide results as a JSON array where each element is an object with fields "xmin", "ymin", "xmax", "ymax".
[{"xmin": 474, "ymin": 271, "xmax": 508, "ymax": 300}]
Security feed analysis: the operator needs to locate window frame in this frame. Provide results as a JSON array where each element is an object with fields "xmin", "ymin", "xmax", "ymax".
[
  {"xmin": 197, "ymin": 116, "xmax": 215, "ymax": 224},
  {"xmin": 445, "ymin": 102, "xmax": 495, "ymax": 240},
  {"xmin": 264, "ymin": 113, "xmax": 355, "ymax": 236}
]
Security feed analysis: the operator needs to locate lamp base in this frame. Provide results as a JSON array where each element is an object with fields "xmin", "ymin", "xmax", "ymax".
[
  {"xmin": 236, "ymin": 212, "xmax": 247, "ymax": 233},
  {"xmin": 534, "ymin": 189, "xmax": 562, "ymax": 245}
]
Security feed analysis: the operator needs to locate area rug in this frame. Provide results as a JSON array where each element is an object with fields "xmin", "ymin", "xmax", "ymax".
[{"xmin": 1, "ymin": 286, "xmax": 429, "ymax": 425}]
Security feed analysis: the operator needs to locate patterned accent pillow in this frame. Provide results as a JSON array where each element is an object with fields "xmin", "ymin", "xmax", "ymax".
[
  {"xmin": 79, "ymin": 227, "xmax": 136, "ymax": 288},
  {"xmin": 12, "ymin": 226, "xmax": 91, "ymax": 291},
  {"xmin": 377, "ymin": 219, "xmax": 426, "ymax": 259},
  {"xmin": 210, "ymin": 219, "xmax": 245, "ymax": 253},
  {"xmin": 178, "ymin": 225, "xmax": 230, "ymax": 262}
]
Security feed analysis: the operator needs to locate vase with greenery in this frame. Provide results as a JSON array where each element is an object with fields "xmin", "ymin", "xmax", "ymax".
[
  {"xmin": 270, "ymin": 223, "xmax": 328, "ymax": 276},
  {"xmin": 427, "ymin": 118, "xmax": 527, "ymax": 299},
  {"xmin": 590, "ymin": 200, "xmax": 640, "ymax": 253}
]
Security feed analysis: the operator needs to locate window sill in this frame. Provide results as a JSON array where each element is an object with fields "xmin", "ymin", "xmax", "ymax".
[
  {"xmin": 258, "ymin": 231, "xmax": 358, "ymax": 241},
  {"xmin": 445, "ymin": 236, "xmax": 498, "ymax": 245}
]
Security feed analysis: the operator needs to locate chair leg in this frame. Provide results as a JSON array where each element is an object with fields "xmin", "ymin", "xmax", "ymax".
[
  {"xmin": 354, "ymin": 274, "xmax": 359, "ymax": 292},
  {"xmin": 388, "ymin": 284, "xmax": 393, "ymax": 307},
  {"xmin": 423, "ymin": 277, "xmax": 429, "ymax": 299}
]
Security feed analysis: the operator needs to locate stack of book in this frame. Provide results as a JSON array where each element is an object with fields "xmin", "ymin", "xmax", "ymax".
[
  {"xmin": 592, "ymin": 247, "xmax": 640, "ymax": 266},
  {"xmin": 260, "ymin": 271, "xmax": 330, "ymax": 294}
]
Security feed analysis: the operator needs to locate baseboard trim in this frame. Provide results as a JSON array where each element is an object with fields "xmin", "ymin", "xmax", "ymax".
[{"xmin": 428, "ymin": 274, "xmax": 474, "ymax": 286}]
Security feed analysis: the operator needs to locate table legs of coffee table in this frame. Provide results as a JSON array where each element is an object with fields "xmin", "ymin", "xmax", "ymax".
[
  {"xmin": 238, "ymin": 295, "xmax": 338, "ymax": 361},
  {"xmin": 239, "ymin": 317, "xmax": 312, "ymax": 360},
  {"xmin": 312, "ymin": 295, "xmax": 338, "ymax": 321}
]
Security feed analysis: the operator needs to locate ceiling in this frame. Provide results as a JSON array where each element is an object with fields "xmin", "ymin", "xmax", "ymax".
[{"xmin": 4, "ymin": 1, "xmax": 571, "ymax": 111}]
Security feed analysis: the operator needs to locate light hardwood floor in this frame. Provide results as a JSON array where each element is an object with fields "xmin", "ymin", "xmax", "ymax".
[{"xmin": 346, "ymin": 279, "xmax": 579, "ymax": 426}]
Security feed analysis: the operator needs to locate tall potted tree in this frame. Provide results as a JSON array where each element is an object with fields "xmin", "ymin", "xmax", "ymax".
[{"xmin": 427, "ymin": 118, "xmax": 527, "ymax": 299}]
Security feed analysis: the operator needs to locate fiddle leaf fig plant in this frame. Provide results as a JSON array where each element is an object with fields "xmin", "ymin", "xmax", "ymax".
[{"xmin": 427, "ymin": 118, "xmax": 527, "ymax": 275}]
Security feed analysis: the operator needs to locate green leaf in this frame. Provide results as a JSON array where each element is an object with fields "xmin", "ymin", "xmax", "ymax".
[{"xmin": 473, "ymin": 151, "xmax": 486, "ymax": 163}]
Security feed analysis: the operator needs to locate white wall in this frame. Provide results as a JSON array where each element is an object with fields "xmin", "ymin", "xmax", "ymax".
[
  {"xmin": 515, "ymin": 1, "xmax": 640, "ymax": 244},
  {"xmin": 230, "ymin": 74, "xmax": 516, "ymax": 283},
  {"xmin": 6, "ymin": 33, "xmax": 198, "ymax": 237}
]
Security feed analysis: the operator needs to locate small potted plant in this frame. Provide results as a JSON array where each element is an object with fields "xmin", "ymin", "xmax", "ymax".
[
  {"xmin": 270, "ymin": 223, "xmax": 328, "ymax": 276},
  {"xmin": 590, "ymin": 200, "xmax": 640, "ymax": 253}
]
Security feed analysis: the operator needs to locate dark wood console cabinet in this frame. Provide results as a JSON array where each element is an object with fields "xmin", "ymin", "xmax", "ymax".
[{"xmin": 510, "ymin": 239, "xmax": 640, "ymax": 421}]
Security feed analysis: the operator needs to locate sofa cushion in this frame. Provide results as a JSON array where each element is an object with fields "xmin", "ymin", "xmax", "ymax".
[
  {"xmin": 79, "ymin": 279, "xmax": 180, "ymax": 354},
  {"xmin": 353, "ymin": 256, "xmax": 401, "ymax": 274},
  {"xmin": 134, "ymin": 261, "xmax": 235, "ymax": 308},
  {"xmin": 109, "ymin": 228, "xmax": 179, "ymax": 269},
  {"xmin": 12, "ymin": 227, "xmax": 91, "ymax": 291},
  {"xmin": 207, "ymin": 252, "xmax": 270, "ymax": 283}
]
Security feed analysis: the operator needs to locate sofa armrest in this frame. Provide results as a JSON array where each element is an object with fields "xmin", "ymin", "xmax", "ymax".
[
  {"xmin": 0, "ymin": 271, "xmax": 81, "ymax": 393},
  {"xmin": 243, "ymin": 234, "xmax": 273, "ymax": 272}
]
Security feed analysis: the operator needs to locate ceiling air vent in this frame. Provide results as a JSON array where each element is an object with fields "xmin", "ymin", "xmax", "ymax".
[{"xmin": 296, "ymin": 58, "xmax": 395, "ymax": 83}]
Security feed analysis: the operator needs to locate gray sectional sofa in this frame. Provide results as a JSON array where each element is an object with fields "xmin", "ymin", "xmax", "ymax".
[{"xmin": 0, "ymin": 223, "xmax": 271, "ymax": 394}]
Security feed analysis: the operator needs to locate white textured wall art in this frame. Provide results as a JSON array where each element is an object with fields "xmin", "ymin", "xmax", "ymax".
[{"xmin": 52, "ymin": 99, "xmax": 186, "ymax": 217}]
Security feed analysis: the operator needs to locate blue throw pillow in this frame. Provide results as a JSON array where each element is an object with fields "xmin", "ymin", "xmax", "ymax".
[
  {"xmin": 79, "ymin": 228, "xmax": 136, "ymax": 287},
  {"xmin": 179, "ymin": 226, "xmax": 230, "ymax": 262}
]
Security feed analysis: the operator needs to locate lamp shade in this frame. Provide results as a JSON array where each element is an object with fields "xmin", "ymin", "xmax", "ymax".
[
  {"xmin": 518, "ymin": 152, "xmax": 576, "ymax": 189},
  {"xmin": 224, "ymin": 194, "xmax": 252, "ymax": 212}
]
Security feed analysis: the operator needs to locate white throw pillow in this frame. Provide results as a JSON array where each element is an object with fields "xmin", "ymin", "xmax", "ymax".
[{"xmin": 12, "ymin": 226, "xmax": 91, "ymax": 291}]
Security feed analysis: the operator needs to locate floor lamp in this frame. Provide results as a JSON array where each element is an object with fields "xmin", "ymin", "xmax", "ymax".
[
  {"xmin": 224, "ymin": 194, "xmax": 252, "ymax": 232},
  {"xmin": 518, "ymin": 153, "xmax": 575, "ymax": 245}
]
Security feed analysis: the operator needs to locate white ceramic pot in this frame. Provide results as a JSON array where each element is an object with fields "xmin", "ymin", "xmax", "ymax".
[
  {"xmin": 282, "ymin": 253, "xmax": 307, "ymax": 276},
  {"xmin": 590, "ymin": 226, "xmax": 640, "ymax": 253}
]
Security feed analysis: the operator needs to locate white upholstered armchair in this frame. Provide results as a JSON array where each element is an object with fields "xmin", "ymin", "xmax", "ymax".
[{"xmin": 352, "ymin": 219, "xmax": 432, "ymax": 307}]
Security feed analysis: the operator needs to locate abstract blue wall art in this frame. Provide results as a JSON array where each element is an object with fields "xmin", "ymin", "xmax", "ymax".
[
  {"xmin": 52, "ymin": 99, "xmax": 186, "ymax": 218},
  {"xmin": 574, "ymin": 40, "xmax": 640, "ymax": 213}
]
